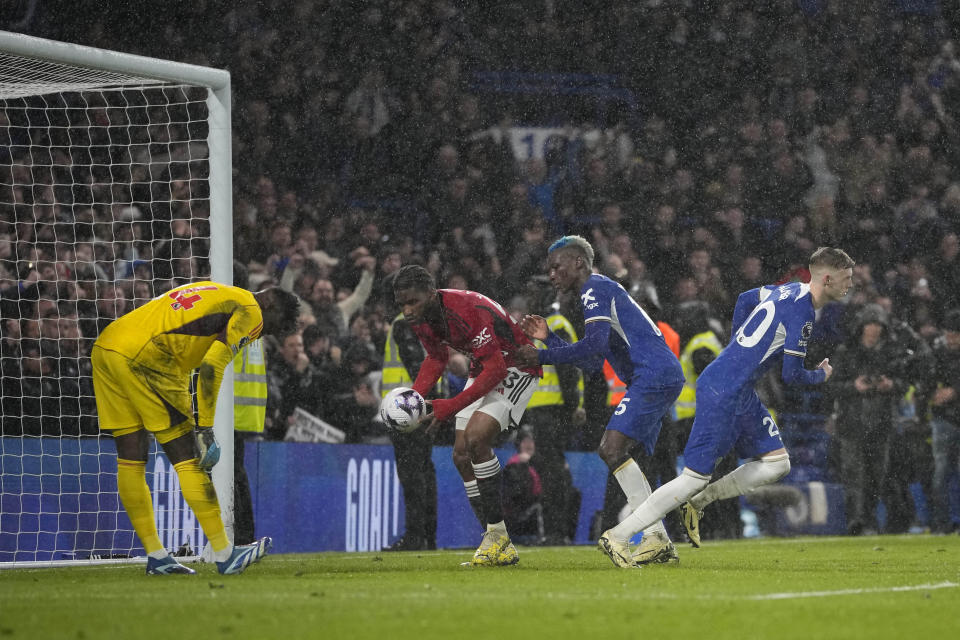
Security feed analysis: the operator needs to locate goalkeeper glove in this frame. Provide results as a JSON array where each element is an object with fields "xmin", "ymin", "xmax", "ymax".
[{"xmin": 196, "ymin": 427, "xmax": 221, "ymax": 471}]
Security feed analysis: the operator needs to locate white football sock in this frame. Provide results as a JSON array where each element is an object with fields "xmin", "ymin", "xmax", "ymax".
[
  {"xmin": 689, "ymin": 453, "xmax": 791, "ymax": 512},
  {"xmin": 487, "ymin": 520, "xmax": 508, "ymax": 536},
  {"xmin": 147, "ymin": 549, "xmax": 170, "ymax": 560},
  {"xmin": 609, "ymin": 468, "xmax": 710, "ymax": 542},
  {"xmin": 613, "ymin": 459, "xmax": 669, "ymax": 539}
]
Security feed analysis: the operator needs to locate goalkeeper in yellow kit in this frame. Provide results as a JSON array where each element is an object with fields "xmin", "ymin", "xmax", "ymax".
[{"xmin": 92, "ymin": 281, "xmax": 299, "ymax": 575}]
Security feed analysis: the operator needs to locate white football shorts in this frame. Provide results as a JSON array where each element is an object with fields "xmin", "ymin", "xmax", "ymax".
[{"xmin": 455, "ymin": 367, "xmax": 538, "ymax": 431}]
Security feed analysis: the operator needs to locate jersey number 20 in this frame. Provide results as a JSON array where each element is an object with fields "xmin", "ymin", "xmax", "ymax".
[{"xmin": 735, "ymin": 300, "xmax": 776, "ymax": 348}]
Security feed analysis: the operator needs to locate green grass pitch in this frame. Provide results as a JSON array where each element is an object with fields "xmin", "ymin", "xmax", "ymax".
[{"xmin": 2, "ymin": 534, "xmax": 958, "ymax": 640}]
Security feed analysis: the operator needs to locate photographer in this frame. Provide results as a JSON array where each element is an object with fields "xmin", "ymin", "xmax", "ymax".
[
  {"xmin": 884, "ymin": 306, "xmax": 935, "ymax": 534},
  {"xmin": 828, "ymin": 304, "xmax": 912, "ymax": 535}
]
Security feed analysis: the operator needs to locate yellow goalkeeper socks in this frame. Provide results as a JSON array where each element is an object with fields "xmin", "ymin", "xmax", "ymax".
[
  {"xmin": 116, "ymin": 458, "xmax": 165, "ymax": 556},
  {"xmin": 173, "ymin": 458, "xmax": 231, "ymax": 553}
]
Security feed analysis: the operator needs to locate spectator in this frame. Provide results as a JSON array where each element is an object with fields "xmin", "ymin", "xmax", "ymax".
[
  {"xmin": 372, "ymin": 246, "xmax": 404, "ymax": 311},
  {"xmin": 343, "ymin": 69, "xmax": 397, "ymax": 137},
  {"xmin": 927, "ymin": 309, "xmax": 960, "ymax": 534},
  {"xmin": 302, "ymin": 323, "xmax": 341, "ymax": 373},
  {"xmin": 329, "ymin": 340, "xmax": 381, "ymax": 443},
  {"xmin": 262, "ymin": 221, "xmax": 295, "ymax": 279},
  {"xmin": 501, "ymin": 215, "xmax": 549, "ymax": 299},
  {"xmin": 683, "ymin": 247, "xmax": 731, "ymax": 319},
  {"xmin": 47, "ymin": 315, "xmax": 96, "ymax": 435},
  {"xmin": 828, "ymin": 305, "xmax": 910, "ymax": 535},
  {"xmin": 264, "ymin": 330, "xmax": 326, "ymax": 441},
  {"xmin": 0, "ymin": 318, "xmax": 23, "ymax": 435},
  {"xmin": 0, "ymin": 261, "xmax": 40, "ymax": 320},
  {"xmin": 642, "ymin": 204, "xmax": 685, "ymax": 293},
  {"xmin": 892, "ymin": 183, "xmax": 942, "ymax": 262},
  {"xmin": 927, "ymin": 232, "xmax": 960, "ymax": 313},
  {"xmin": 306, "ymin": 251, "xmax": 376, "ymax": 339},
  {"xmin": 17, "ymin": 339, "xmax": 61, "ymax": 436}
]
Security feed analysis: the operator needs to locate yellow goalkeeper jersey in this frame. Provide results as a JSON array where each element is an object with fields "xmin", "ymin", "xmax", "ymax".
[{"xmin": 94, "ymin": 281, "xmax": 263, "ymax": 427}]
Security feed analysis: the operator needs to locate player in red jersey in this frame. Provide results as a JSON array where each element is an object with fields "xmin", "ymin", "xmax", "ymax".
[{"xmin": 392, "ymin": 265, "xmax": 541, "ymax": 566}]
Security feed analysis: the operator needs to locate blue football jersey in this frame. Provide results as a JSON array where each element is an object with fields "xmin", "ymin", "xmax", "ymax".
[
  {"xmin": 579, "ymin": 274, "xmax": 682, "ymax": 385},
  {"xmin": 702, "ymin": 281, "xmax": 817, "ymax": 393}
]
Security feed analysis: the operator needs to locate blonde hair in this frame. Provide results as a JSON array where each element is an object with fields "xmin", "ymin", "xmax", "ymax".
[
  {"xmin": 809, "ymin": 247, "xmax": 855, "ymax": 271},
  {"xmin": 548, "ymin": 235, "xmax": 595, "ymax": 268}
]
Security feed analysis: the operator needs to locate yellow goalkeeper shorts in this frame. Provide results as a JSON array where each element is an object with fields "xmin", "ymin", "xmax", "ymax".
[{"xmin": 91, "ymin": 344, "xmax": 194, "ymax": 436}]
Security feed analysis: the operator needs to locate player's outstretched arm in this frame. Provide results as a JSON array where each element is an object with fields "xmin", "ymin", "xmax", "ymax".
[
  {"xmin": 521, "ymin": 315, "xmax": 573, "ymax": 350},
  {"xmin": 781, "ymin": 353, "xmax": 830, "ymax": 385},
  {"xmin": 538, "ymin": 319, "xmax": 610, "ymax": 367},
  {"xmin": 520, "ymin": 315, "xmax": 548, "ymax": 340}
]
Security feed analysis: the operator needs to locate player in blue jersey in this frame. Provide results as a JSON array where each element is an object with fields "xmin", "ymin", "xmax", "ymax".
[
  {"xmin": 514, "ymin": 235, "xmax": 685, "ymax": 567},
  {"xmin": 603, "ymin": 247, "xmax": 855, "ymax": 559}
]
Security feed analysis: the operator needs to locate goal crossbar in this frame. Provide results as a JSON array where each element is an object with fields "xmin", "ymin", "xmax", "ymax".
[{"xmin": 0, "ymin": 31, "xmax": 229, "ymax": 94}]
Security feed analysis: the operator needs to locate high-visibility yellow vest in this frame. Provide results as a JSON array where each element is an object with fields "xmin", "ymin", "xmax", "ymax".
[
  {"xmin": 673, "ymin": 331, "xmax": 723, "ymax": 420},
  {"xmin": 381, "ymin": 313, "xmax": 440, "ymax": 398},
  {"xmin": 233, "ymin": 338, "xmax": 267, "ymax": 433},
  {"xmin": 529, "ymin": 313, "xmax": 584, "ymax": 409},
  {"xmin": 382, "ymin": 314, "xmax": 413, "ymax": 398}
]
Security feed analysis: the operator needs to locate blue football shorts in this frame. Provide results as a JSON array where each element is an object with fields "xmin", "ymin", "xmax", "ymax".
[
  {"xmin": 682, "ymin": 385, "xmax": 784, "ymax": 476},
  {"xmin": 605, "ymin": 379, "xmax": 683, "ymax": 455}
]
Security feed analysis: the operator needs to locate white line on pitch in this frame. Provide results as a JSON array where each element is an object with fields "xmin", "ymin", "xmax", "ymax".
[
  {"xmin": 739, "ymin": 581, "xmax": 959, "ymax": 601},
  {"xmin": 301, "ymin": 547, "xmax": 552, "ymax": 561}
]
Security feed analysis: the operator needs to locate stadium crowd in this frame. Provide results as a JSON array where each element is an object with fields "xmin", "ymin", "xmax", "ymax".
[{"xmin": 3, "ymin": 1, "xmax": 960, "ymax": 534}]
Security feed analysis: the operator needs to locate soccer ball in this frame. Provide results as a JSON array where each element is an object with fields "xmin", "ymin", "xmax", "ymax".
[{"xmin": 379, "ymin": 387, "xmax": 427, "ymax": 434}]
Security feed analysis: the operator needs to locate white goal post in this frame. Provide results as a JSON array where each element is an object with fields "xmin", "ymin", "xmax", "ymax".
[{"xmin": 0, "ymin": 30, "xmax": 235, "ymax": 568}]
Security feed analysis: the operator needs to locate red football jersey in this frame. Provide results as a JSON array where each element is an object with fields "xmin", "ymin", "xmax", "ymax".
[{"xmin": 410, "ymin": 289, "xmax": 541, "ymax": 379}]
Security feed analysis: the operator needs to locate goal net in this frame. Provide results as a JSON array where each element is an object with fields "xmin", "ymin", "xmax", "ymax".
[{"xmin": 0, "ymin": 31, "xmax": 234, "ymax": 568}]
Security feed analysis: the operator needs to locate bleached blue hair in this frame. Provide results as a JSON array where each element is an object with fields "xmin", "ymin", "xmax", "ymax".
[{"xmin": 548, "ymin": 235, "xmax": 594, "ymax": 268}]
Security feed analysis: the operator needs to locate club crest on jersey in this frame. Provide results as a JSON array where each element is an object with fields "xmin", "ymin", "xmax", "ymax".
[
  {"xmin": 471, "ymin": 327, "xmax": 492, "ymax": 349},
  {"xmin": 581, "ymin": 288, "xmax": 598, "ymax": 309}
]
